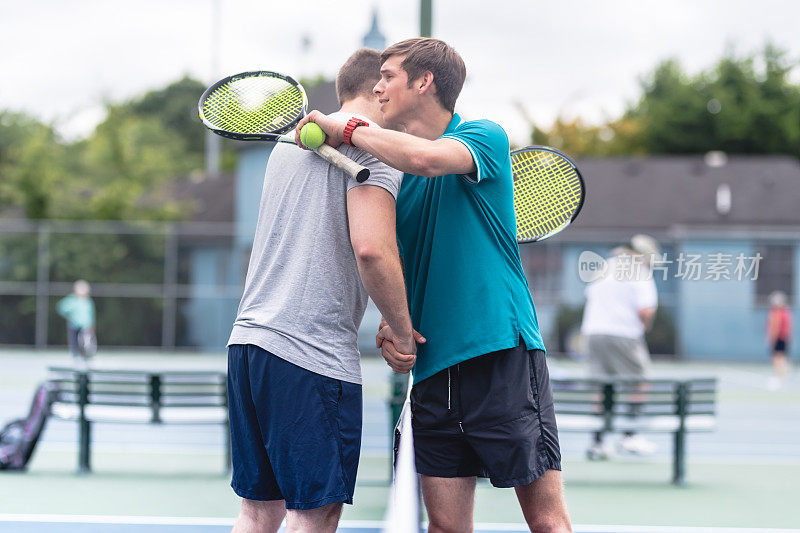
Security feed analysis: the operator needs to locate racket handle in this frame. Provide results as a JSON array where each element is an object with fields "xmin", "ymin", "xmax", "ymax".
[{"xmin": 316, "ymin": 144, "xmax": 370, "ymax": 183}]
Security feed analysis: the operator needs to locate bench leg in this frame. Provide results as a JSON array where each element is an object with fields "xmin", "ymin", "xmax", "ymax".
[
  {"xmin": 78, "ymin": 418, "xmax": 91, "ymax": 474},
  {"xmin": 673, "ymin": 429, "xmax": 686, "ymax": 486},
  {"xmin": 224, "ymin": 420, "xmax": 232, "ymax": 474}
]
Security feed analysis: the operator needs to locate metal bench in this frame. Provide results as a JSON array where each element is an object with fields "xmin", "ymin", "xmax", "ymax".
[
  {"xmin": 551, "ymin": 377, "xmax": 717, "ymax": 485},
  {"xmin": 47, "ymin": 366, "xmax": 229, "ymax": 473}
]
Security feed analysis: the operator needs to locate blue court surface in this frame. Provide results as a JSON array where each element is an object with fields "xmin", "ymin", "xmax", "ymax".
[{"xmin": 1, "ymin": 517, "xmax": 799, "ymax": 533}]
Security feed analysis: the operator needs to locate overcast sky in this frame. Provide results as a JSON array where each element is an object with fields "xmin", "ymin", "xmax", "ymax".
[{"xmin": 2, "ymin": 0, "xmax": 799, "ymax": 144}]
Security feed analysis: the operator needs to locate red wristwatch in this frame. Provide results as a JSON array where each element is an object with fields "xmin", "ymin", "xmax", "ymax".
[{"xmin": 343, "ymin": 117, "xmax": 369, "ymax": 146}]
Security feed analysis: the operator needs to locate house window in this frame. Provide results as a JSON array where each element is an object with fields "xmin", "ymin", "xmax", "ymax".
[{"xmin": 755, "ymin": 244, "xmax": 794, "ymax": 305}]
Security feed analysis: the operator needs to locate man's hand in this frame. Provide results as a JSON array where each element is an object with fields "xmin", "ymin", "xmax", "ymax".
[
  {"xmin": 382, "ymin": 341, "xmax": 415, "ymax": 374},
  {"xmin": 295, "ymin": 111, "xmax": 346, "ymax": 149},
  {"xmin": 376, "ymin": 318, "xmax": 425, "ymax": 348},
  {"xmin": 376, "ymin": 324, "xmax": 425, "ymax": 374}
]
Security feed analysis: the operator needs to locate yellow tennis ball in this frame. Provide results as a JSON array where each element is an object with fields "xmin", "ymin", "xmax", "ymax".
[{"xmin": 300, "ymin": 122, "xmax": 326, "ymax": 149}]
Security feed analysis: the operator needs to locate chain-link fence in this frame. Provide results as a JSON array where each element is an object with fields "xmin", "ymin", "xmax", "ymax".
[
  {"xmin": 1, "ymin": 220, "xmax": 795, "ymax": 360},
  {"xmin": 0, "ymin": 219, "xmax": 244, "ymax": 350}
]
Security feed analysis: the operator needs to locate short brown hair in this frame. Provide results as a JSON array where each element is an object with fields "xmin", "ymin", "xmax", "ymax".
[
  {"xmin": 381, "ymin": 38, "xmax": 466, "ymax": 114},
  {"xmin": 336, "ymin": 48, "xmax": 383, "ymax": 105}
]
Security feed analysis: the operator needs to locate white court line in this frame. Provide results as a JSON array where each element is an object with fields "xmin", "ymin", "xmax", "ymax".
[
  {"xmin": 0, "ymin": 516, "xmax": 798, "ymax": 533},
  {"xmin": 0, "ymin": 515, "xmax": 234, "ymax": 526},
  {"xmin": 571, "ymin": 527, "xmax": 800, "ymax": 533}
]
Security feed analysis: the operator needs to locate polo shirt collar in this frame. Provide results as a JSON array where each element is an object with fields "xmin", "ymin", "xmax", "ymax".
[{"xmin": 442, "ymin": 113, "xmax": 462, "ymax": 136}]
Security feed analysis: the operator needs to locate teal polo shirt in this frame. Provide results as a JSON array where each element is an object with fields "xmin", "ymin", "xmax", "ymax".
[{"xmin": 396, "ymin": 113, "xmax": 545, "ymax": 384}]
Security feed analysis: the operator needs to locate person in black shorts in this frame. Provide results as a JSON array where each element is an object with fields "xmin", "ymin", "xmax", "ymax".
[
  {"xmin": 298, "ymin": 37, "xmax": 571, "ymax": 532},
  {"xmin": 767, "ymin": 291, "xmax": 792, "ymax": 390}
]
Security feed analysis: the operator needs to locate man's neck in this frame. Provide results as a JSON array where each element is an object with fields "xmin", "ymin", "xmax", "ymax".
[
  {"xmin": 403, "ymin": 102, "xmax": 454, "ymax": 140},
  {"xmin": 340, "ymin": 96, "xmax": 382, "ymax": 125}
]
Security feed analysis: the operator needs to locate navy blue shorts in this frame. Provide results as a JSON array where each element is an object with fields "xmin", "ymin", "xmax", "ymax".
[{"xmin": 227, "ymin": 344, "xmax": 362, "ymax": 509}]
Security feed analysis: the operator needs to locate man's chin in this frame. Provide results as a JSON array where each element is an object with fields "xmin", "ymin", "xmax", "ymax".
[{"xmin": 380, "ymin": 110, "xmax": 404, "ymax": 132}]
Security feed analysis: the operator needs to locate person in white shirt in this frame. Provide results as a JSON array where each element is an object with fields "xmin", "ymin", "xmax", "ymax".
[{"xmin": 581, "ymin": 234, "xmax": 660, "ymax": 460}]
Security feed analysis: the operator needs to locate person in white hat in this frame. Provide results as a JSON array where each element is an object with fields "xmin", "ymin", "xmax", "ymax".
[{"xmin": 580, "ymin": 234, "xmax": 661, "ymax": 459}]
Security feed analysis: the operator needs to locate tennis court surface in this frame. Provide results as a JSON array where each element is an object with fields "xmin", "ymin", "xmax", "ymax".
[
  {"xmin": 1, "ymin": 516, "xmax": 799, "ymax": 533},
  {"xmin": 2, "ymin": 349, "xmax": 799, "ymax": 531}
]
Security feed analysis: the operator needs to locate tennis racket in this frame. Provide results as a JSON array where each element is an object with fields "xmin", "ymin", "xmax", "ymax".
[
  {"xmin": 512, "ymin": 145, "xmax": 586, "ymax": 243},
  {"xmin": 198, "ymin": 71, "xmax": 370, "ymax": 183}
]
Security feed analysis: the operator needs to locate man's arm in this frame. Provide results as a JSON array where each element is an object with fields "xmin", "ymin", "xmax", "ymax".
[
  {"xmin": 766, "ymin": 311, "xmax": 779, "ymax": 343},
  {"xmin": 638, "ymin": 307, "xmax": 656, "ymax": 331},
  {"xmin": 56, "ymin": 296, "xmax": 70, "ymax": 319},
  {"xmin": 347, "ymin": 183, "xmax": 416, "ymax": 369},
  {"xmin": 296, "ymin": 111, "xmax": 475, "ymax": 178}
]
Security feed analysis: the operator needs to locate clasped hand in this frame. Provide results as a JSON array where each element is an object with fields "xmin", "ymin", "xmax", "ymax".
[{"xmin": 375, "ymin": 318, "xmax": 425, "ymax": 374}]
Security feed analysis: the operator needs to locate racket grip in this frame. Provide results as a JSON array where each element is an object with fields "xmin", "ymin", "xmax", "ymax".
[{"xmin": 316, "ymin": 144, "xmax": 370, "ymax": 183}]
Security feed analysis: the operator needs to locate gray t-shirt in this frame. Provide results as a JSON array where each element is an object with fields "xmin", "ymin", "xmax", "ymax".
[{"xmin": 228, "ymin": 113, "xmax": 403, "ymax": 384}]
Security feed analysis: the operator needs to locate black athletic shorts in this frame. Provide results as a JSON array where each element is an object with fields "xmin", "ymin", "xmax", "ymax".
[
  {"xmin": 410, "ymin": 341, "xmax": 562, "ymax": 488},
  {"xmin": 773, "ymin": 339, "xmax": 788, "ymax": 354}
]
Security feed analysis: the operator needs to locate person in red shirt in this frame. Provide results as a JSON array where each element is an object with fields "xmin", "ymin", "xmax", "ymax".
[{"xmin": 766, "ymin": 291, "xmax": 792, "ymax": 390}]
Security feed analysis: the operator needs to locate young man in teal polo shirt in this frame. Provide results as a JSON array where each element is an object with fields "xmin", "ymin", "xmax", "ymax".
[{"xmin": 296, "ymin": 38, "xmax": 572, "ymax": 533}]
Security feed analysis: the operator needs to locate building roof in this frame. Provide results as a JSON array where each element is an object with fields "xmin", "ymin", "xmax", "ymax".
[
  {"xmin": 308, "ymin": 81, "xmax": 339, "ymax": 115},
  {"xmin": 571, "ymin": 155, "xmax": 800, "ymax": 232},
  {"xmin": 165, "ymin": 172, "xmax": 235, "ymax": 223}
]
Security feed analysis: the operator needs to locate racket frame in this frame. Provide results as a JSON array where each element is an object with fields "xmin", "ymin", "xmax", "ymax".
[
  {"xmin": 198, "ymin": 70, "xmax": 305, "ymax": 141},
  {"xmin": 199, "ymin": 71, "xmax": 370, "ymax": 182},
  {"xmin": 511, "ymin": 145, "xmax": 586, "ymax": 243}
]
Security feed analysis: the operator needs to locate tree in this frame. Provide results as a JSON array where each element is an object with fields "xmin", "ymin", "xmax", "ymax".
[
  {"xmin": 129, "ymin": 76, "xmax": 208, "ymax": 156},
  {"xmin": 127, "ymin": 76, "xmax": 237, "ymax": 172},
  {"xmin": 0, "ymin": 124, "xmax": 71, "ymax": 219},
  {"xmin": 527, "ymin": 44, "xmax": 800, "ymax": 158},
  {"xmin": 631, "ymin": 45, "xmax": 800, "ymax": 157},
  {"xmin": 79, "ymin": 106, "xmax": 195, "ymax": 220}
]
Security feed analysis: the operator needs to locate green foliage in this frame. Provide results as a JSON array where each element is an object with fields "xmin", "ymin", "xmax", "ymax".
[
  {"xmin": 0, "ymin": 111, "xmax": 44, "ymax": 162},
  {"xmin": 48, "ymin": 231, "xmax": 165, "ymax": 284},
  {"xmin": 0, "ymin": 232, "xmax": 38, "ymax": 282},
  {"xmin": 0, "ymin": 75, "xmax": 230, "ymax": 222},
  {"xmin": 80, "ymin": 106, "xmax": 197, "ymax": 220},
  {"xmin": 124, "ymin": 75, "xmax": 237, "ymax": 172},
  {"xmin": 129, "ymin": 76, "xmax": 208, "ymax": 156},
  {"xmin": 0, "ymin": 295, "xmax": 36, "ymax": 344},
  {"xmin": 0, "ymin": 124, "xmax": 71, "ymax": 219},
  {"xmin": 530, "ymin": 117, "xmax": 647, "ymax": 157},
  {"xmin": 631, "ymin": 44, "xmax": 800, "ymax": 156},
  {"xmin": 529, "ymin": 44, "xmax": 800, "ymax": 157}
]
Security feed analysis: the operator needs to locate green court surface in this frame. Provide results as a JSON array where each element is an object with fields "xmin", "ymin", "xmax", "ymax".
[{"xmin": 1, "ymin": 349, "xmax": 799, "ymax": 531}]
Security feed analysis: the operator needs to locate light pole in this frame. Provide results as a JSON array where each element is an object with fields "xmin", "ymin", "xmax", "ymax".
[{"xmin": 205, "ymin": 0, "xmax": 222, "ymax": 178}]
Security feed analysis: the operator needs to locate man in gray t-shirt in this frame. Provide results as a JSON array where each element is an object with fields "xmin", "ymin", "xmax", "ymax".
[
  {"xmin": 226, "ymin": 49, "xmax": 418, "ymax": 533},
  {"xmin": 227, "ymin": 114, "xmax": 400, "ymax": 383}
]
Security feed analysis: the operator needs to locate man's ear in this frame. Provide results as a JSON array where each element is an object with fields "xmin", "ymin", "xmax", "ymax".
[{"xmin": 417, "ymin": 71, "xmax": 435, "ymax": 95}]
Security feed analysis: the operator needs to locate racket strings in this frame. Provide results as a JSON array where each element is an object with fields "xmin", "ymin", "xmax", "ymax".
[
  {"xmin": 203, "ymin": 77, "xmax": 304, "ymax": 134},
  {"xmin": 513, "ymin": 150, "xmax": 583, "ymax": 241}
]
